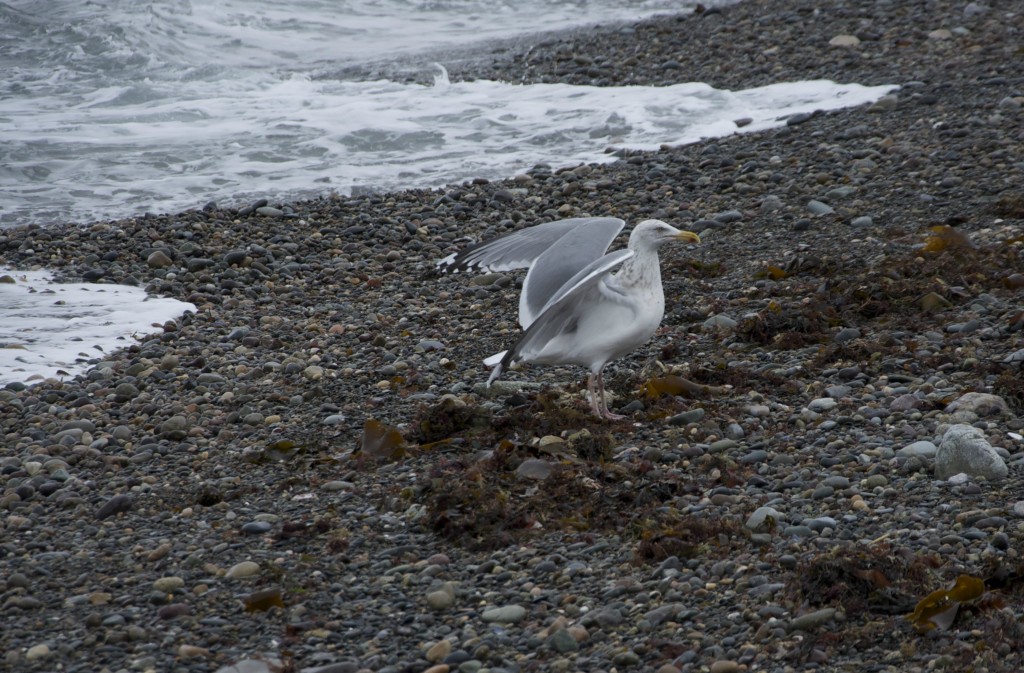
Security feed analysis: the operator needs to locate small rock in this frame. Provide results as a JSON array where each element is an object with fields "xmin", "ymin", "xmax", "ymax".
[
  {"xmin": 963, "ymin": 2, "xmax": 988, "ymax": 18},
  {"xmin": 225, "ymin": 561, "xmax": 261, "ymax": 579},
  {"xmin": 898, "ymin": 441, "xmax": 938, "ymax": 459},
  {"xmin": 808, "ymin": 398, "xmax": 837, "ymax": 412},
  {"xmin": 829, "ymin": 34, "xmax": 860, "ymax": 47},
  {"xmin": 25, "ymin": 644, "xmax": 50, "ymax": 662},
  {"xmin": 95, "ymin": 494, "xmax": 133, "ymax": 520},
  {"xmin": 710, "ymin": 661, "xmax": 742, "ymax": 673},
  {"xmin": 790, "ymin": 608, "xmax": 836, "ymax": 631},
  {"xmin": 612, "ymin": 651, "xmax": 641, "ymax": 666},
  {"xmin": 241, "ymin": 521, "xmax": 272, "ymax": 535},
  {"xmin": 644, "ymin": 603, "xmax": 681, "ymax": 627},
  {"xmin": 703, "ymin": 314, "xmax": 738, "ymax": 330},
  {"xmin": 920, "ymin": 292, "xmax": 951, "ymax": 312},
  {"xmin": 178, "ymin": 644, "xmax": 212, "ymax": 658},
  {"xmin": 426, "ymin": 583, "xmax": 456, "ymax": 611},
  {"xmin": 713, "ymin": 209, "xmax": 743, "ymax": 224},
  {"xmin": 213, "ymin": 658, "xmax": 285, "ymax": 673},
  {"xmin": 546, "ymin": 628, "xmax": 579, "ymax": 653},
  {"xmin": 223, "ymin": 250, "xmax": 248, "ymax": 266},
  {"xmin": 834, "ymin": 328, "xmax": 860, "ymax": 342},
  {"xmin": 890, "ymin": 394, "xmax": 924, "ymax": 411},
  {"xmin": 709, "ymin": 438, "xmax": 738, "ymax": 453},
  {"xmin": 516, "ymin": 458, "xmax": 552, "ymax": 481},
  {"xmin": 825, "ymin": 385, "xmax": 851, "ymax": 398},
  {"xmin": 668, "ymin": 409, "xmax": 705, "ymax": 425},
  {"xmin": 807, "ymin": 200, "xmax": 834, "ymax": 215},
  {"xmin": 160, "ymin": 415, "xmax": 190, "ymax": 440},
  {"xmin": 746, "ymin": 506, "xmax": 784, "ymax": 533},
  {"xmin": 426, "ymin": 640, "xmax": 453, "ymax": 663},
  {"xmin": 867, "ymin": 95, "xmax": 898, "ymax": 112},
  {"xmin": 147, "ymin": 250, "xmax": 173, "ymax": 268},
  {"xmin": 863, "ymin": 475, "xmax": 889, "ymax": 489},
  {"xmin": 321, "ymin": 480, "xmax": 352, "ymax": 492},
  {"xmin": 153, "ymin": 577, "xmax": 185, "ymax": 593},
  {"xmin": 481, "ymin": 605, "xmax": 527, "ymax": 624},
  {"xmin": 158, "ymin": 603, "xmax": 192, "ymax": 620}
]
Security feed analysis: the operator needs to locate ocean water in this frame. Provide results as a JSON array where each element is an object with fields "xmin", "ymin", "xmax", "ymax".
[
  {"xmin": 0, "ymin": 0, "xmax": 898, "ymax": 386},
  {"xmin": 0, "ymin": 0, "xmax": 898, "ymax": 229}
]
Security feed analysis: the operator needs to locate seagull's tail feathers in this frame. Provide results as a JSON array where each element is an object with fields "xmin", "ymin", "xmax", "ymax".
[{"xmin": 483, "ymin": 350, "xmax": 506, "ymax": 369}]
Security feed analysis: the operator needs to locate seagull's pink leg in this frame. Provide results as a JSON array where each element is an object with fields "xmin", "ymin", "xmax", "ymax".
[
  {"xmin": 587, "ymin": 373, "xmax": 604, "ymax": 418},
  {"xmin": 597, "ymin": 370, "xmax": 625, "ymax": 421}
]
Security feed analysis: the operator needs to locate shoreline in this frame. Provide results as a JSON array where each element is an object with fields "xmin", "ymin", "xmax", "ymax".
[{"xmin": 2, "ymin": 1, "xmax": 1023, "ymax": 672}]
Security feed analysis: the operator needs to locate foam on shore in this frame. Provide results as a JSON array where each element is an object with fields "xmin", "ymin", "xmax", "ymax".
[{"xmin": 0, "ymin": 268, "xmax": 196, "ymax": 386}]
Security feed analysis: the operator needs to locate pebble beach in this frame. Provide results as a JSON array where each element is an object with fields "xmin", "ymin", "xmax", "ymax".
[{"xmin": 2, "ymin": 1, "xmax": 1024, "ymax": 672}]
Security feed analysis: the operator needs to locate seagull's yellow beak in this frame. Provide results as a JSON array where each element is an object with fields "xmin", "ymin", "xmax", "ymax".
[{"xmin": 675, "ymin": 230, "xmax": 701, "ymax": 244}]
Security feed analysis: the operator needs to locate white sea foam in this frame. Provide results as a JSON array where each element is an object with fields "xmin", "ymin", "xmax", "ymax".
[
  {"xmin": 1, "ymin": 73, "xmax": 896, "ymax": 227},
  {"xmin": 0, "ymin": 269, "xmax": 196, "ymax": 386}
]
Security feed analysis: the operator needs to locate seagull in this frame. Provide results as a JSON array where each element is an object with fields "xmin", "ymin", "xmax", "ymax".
[{"xmin": 437, "ymin": 217, "xmax": 700, "ymax": 420}]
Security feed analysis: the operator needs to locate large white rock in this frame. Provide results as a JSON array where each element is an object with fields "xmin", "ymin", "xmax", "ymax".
[
  {"xmin": 944, "ymin": 392, "xmax": 1009, "ymax": 417},
  {"xmin": 935, "ymin": 424, "xmax": 1008, "ymax": 481}
]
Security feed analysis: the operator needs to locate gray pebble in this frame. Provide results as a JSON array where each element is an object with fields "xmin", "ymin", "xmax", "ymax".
[
  {"xmin": 789, "ymin": 608, "xmax": 836, "ymax": 631},
  {"xmin": 481, "ymin": 605, "xmax": 527, "ymax": 623},
  {"xmin": 96, "ymin": 494, "xmax": 133, "ymax": 520},
  {"xmin": 746, "ymin": 506, "xmax": 784, "ymax": 532},
  {"xmin": 806, "ymin": 200, "xmax": 834, "ymax": 215}
]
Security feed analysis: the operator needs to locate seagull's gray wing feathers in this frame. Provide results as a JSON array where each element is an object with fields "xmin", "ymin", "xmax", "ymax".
[
  {"xmin": 488, "ymin": 249, "xmax": 633, "ymax": 385},
  {"xmin": 519, "ymin": 218, "xmax": 624, "ymax": 328},
  {"xmin": 435, "ymin": 217, "xmax": 624, "ymax": 275}
]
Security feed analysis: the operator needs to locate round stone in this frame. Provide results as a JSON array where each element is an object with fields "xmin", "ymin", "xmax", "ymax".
[
  {"xmin": 481, "ymin": 605, "xmax": 527, "ymax": 624},
  {"xmin": 25, "ymin": 644, "xmax": 50, "ymax": 662},
  {"xmin": 225, "ymin": 561, "xmax": 261, "ymax": 579},
  {"xmin": 153, "ymin": 577, "xmax": 185, "ymax": 593}
]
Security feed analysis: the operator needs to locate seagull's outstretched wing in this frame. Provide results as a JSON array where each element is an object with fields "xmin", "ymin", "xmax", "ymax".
[
  {"xmin": 519, "ymin": 218, "xmax": 624, "ymax": 328},
  {"xmin": 436, "ymin": 217, "xmax": 623, "ymax": 273},
  {"xmin": 436, "ymin": 217, "xmax": 624, "ymax": 328},
  {"xmin": 488, "ymin": 249, "xmax": 634, "ymax": 385}
]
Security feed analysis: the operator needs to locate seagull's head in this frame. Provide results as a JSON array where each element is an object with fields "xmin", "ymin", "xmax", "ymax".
[{"xmin": 629, "ymin": 219, "xmax": 701, "ymax": 251}]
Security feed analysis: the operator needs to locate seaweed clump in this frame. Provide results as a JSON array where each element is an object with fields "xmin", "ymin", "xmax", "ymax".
[
  {"xmin": 735, "ymin": 300, "xmax": 835, "ymax": 349},
  {"xmin": 790, "ymin": 543, "xmax": 928, "ymax": 618},
  {"xmin": 413, "ymin": 395, "xmax": 493, "ymax": 445},
  {"xmin": 992, "ymin": 369, "xmax": 1024, "ymax": 413},
  {"xmin": 784, "ymin": 544, "xmax": 1024, "ymax": 669},
  {"xmin": 416, "ymin": 437, "xmax": 743, "ymax": 556},
  {"xmin": 633, "ymin": 513, "xmax": 746, "ymax": 564}
]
